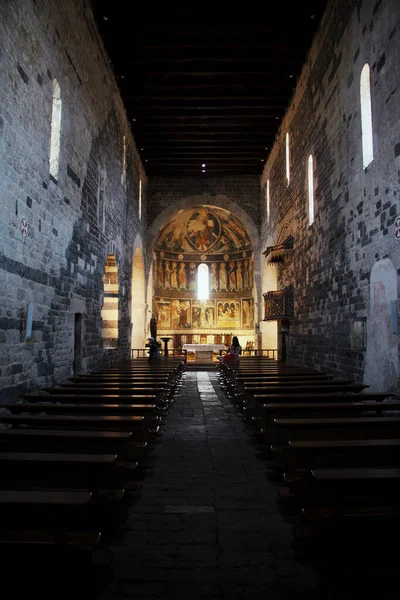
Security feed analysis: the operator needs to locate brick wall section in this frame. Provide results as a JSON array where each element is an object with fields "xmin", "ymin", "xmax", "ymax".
[
  {"xmin": 0, "ymin": 0, "xmax": 146, "ymax": 399},
  {"xmin": 147, "ymin": 177, "xmax": 260, "ymax": 230},
  {"xmin": 261, "ymin": 0, "xmax": 400, "ymax": 383}
]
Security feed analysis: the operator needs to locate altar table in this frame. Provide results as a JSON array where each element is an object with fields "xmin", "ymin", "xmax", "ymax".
[{"xmin": 182, "ymin": 344, "xmax": 226, "ymax": 363}]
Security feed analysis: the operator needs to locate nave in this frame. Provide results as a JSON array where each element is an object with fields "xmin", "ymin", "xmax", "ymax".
[{"xmin": 2, "ymin": 364, "xmax": 399, "ymax": 600}]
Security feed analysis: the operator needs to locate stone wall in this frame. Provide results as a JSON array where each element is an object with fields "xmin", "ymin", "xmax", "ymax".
[
  {"xmin": 261, "ymin": 0, "xmax": 400, "ymax": 389},
  {"xmin": 0, "ymin": 0, "xmax": 145, "ymax": 398},
  {"xmin": 147, "ymin": 176, "xmax": 260, "ymax": 231}
]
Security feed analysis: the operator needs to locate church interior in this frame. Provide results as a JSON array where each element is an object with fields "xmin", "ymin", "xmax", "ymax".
[{"xmin": 0, "ymin": 0, "xmax": 400, "ymax": 597}]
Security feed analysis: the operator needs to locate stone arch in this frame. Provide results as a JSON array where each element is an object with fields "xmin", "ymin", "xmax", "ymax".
[
  {"xmin": 260, "ymin": 256, "xmax": 278, "ymax": 352},
  {"xmin": 146, "ymin": 195, "xmax": 262, "ymax": 346},
  {"xmin": 131, "ymin": 235, "xmax": 146, "ymax": 350},
  {"xmin": 364, "ymin": 258, "xmax": 399, "ymax": 391},
  {"xmin": 101, "ymin": 253, "xmax": 119, "ymax": 349}
]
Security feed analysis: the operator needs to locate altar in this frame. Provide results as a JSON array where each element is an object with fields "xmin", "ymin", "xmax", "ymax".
[{"xmin": 182, "ymin": 343, "xmax": 226, "ymax": 363}]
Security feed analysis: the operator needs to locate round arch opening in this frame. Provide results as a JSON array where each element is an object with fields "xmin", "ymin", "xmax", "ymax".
[
  {"xmin": 101, "ymin": 253, "xmax": 119, "ymax": 349},
  {"xmin": 152, "ymin": 205, "xmax": 256, "ymax": 351},
  {"xmin": 131, "ymin": 247, "xmax": 146, "ymax": 350}
]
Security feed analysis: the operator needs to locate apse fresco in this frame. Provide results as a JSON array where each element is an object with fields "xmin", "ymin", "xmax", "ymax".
[
  {"xmin": 155, "ymin": 300, "xmax": 171, "ymax": 328},
  {"xmin": 153, "ymin": 206, "xmax": 255, "ymax": 335},
  {"xmin": 242, "ymin": 298, "xmax": 255, "ymax": 328},
  {"xmin": 154, "ymin": 257, "xmax": 254, "ymax": 292},
  {"xmin": 156, "ymin": 206, "xmax": 251, "ymax": 255},
  {"xmin": 152, "ymin": 298, "xmax": 254, "ymax": 330}
]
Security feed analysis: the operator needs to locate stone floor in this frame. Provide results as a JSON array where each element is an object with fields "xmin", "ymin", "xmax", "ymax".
[{"xmin": 86, "ymin": 370, "xmax": 398, "ymax": 599}]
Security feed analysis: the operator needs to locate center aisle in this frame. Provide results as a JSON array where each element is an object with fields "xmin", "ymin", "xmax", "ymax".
[{"xmin": 97, "ymin": 370, "xmax": 321, "ymax": 599}]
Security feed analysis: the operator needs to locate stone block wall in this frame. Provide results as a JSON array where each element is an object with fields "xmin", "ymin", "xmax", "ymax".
[
  {"xmin": 0, "ymin": 0, "xmax": 145, "ymax": 398},
  {"xmin": 261, "ymin": 0, "xmax": 400, "ymax": 389},
  {"xmin": 147, "ymin": 176, "xmax": 260, "ymax": 231}
]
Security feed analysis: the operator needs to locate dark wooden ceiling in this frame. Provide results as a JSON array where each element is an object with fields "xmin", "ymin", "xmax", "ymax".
[{"xmin": 91, "ymin": 3, "xmax": 328, "ymax": 177}]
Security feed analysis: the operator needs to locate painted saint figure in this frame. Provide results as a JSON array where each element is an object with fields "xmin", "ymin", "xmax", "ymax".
[
  {"xmin": 178, "ymin": 262, "xmax": 187, "ymax": 290},
  {"xmin": 164, "ymin": 261, "xmax": 172, "ymax": 290},
  {"xmin": 210, "ymin": 262, "xmax": 219, "ymax": 291},
  {"xmin": 228, "ymin": 261, "xmax": 236, "ymax": 291},
  {"xmin": 170, "ymin": 261, "xmax": 178, "ymax": 289},
  {"xmin": 219, "ymin": 262, "xmax": 228, "ymax": 291},
  {"xmin": 243, "ymin": 259, "xmax": 249, "ymax": 290},
  {"xmin": 157, "ymin": 259, "xmax": 164, "ymax": 289},
  {"xmin": 236, "ymin": 261, "xmax": 243, "ymax": 291},
  {"xmin": 189, "ymin": 262, "xmax": 196, "ymax": 290}
]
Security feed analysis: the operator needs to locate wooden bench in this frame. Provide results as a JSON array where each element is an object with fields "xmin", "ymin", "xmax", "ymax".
[
  {"xmin": 288, "ymin": 467, "xmax": 400, "ymax": 506},
  {"xmin": 0, "ymin": 451, "xmax": 126, "ymax": 491},
  {"xmin": 279, "ymin": 438, "xmax": 400, "ymax": 475},
  {"xmin": 254, "ymin": 396, "xmax": 399, "ymax": 433},
  {"xmin": 0, "ymin": 412, "xmax": 148, "ymax": 431},
  {"xmin": 0, "ymin": 490, "xmax": 103, "ymax": 536},
  {"xmin": 272, "ymin": 416, "xmax": 400, "ymax": 445},
  {"xmin": 0, "ymin": 402, "xmax": 161, "ymax": 429},
  {"xmin": 0, "ymin": 428, "xmax": 147, "ymax": 461}
]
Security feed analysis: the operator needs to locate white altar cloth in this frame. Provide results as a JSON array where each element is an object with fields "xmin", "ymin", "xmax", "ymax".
[{"xmin": 182, "ymin": 344, "xmax": 225, "ymax": 352}]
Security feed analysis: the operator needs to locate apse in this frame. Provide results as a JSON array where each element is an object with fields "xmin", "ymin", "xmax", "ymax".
[{"xmin": 152, "ymin": 206, "xmax": 255, "ymax": 350}]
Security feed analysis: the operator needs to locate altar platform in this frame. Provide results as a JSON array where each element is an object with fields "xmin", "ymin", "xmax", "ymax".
[{"xmin": 182, "ymin": 343, "xmax": 225, "ymax": 365}]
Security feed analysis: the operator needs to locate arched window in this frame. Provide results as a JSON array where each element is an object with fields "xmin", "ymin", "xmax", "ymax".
[
  {"xmin": 197, "ymin": 263, "xmax": 209, "ymax": 300},
  {"xmin": 266, "ymin": 179, "xmax": 270, "ymax": 224},
  {"xmin": 360, "ymin": 63, "xmax": 374, "ymax": 169},
  {"xmin": 285, "ymin": 132, "xmax": 290, "ymax": 185},
  {"xmin": 138, "ymin": 178, "xmax": 142, "ymax": 220},
  {"xmin": 49, "ymin": 79, "xmax": 62, "ymax": 179},
  {"xmin": 308, "ymin": 154, "xmax": 314, "ymax": 225},
  {"xmin": 121, "ymin": 135, "xmax": 127, "ymax": 188}
]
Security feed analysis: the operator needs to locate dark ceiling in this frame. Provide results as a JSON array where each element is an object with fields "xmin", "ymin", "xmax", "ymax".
[{"xmin": 91, "ymin": 3, "xmax": 328, "ymax": 177}]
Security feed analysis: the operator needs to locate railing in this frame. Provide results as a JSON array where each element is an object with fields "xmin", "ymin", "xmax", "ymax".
[
  {"xmin": 131, "ymin": 347, "xmax": 278, "ymax": 360},
  {"xmin": 130, "ymin": 348, "xmax": 185, "ymax": 359}
]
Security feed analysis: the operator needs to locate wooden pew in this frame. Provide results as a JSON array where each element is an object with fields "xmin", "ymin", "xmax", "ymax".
[
  {"xmin": 253, "ymin": 396, "xmax": 399, "ymax": 434},
  {"xmin": 272, "ymin": 416, "xmax": 400, "ymax": 445},
  {"xmin": 0, "ymin": 490, "xmax": 102, "ymax": 550},
  {"xmin": 0, "ymin": 402, "xmax": 160, "ymax": 429},
  {"xmin": 0, "ymin": 428, "xmax": 147, "ymax": 461},
  {"xmin": 0, "ymin": 452, "xmax": 125, "ymax": 492},
  {"xmin": 281, "ymin": 438, "xmax": 400, "ymax": 475}
]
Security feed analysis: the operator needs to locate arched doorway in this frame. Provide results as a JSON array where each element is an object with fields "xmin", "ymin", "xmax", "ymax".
[
  {"xmin": 364, "ymin": 258, "xmax": 399, "ymax": 391},
  {"xmin": 101, "ymin": 253, "xmax": 119, "ymax": 349},
  {"xmin": 131, "ymin": 247, "xmax": 146, "ymax": 350},
  {"xmin": 260, "ymin": 257, "xmax": 278, "ymax": 352},
  {"xmin": 151, "ymin": 205, "xmax": 256, "ymax": 351}
]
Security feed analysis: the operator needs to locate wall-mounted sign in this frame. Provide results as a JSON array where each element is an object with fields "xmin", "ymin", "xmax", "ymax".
[
  {"xmin": 20, "ymin": 217, "xmax": 28, "ymax": 238},
  {"xmin": 394, "ymin": 216, "xmax": 400, "ymax": 240}
]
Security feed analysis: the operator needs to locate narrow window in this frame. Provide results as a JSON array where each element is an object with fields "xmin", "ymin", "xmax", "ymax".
[
  {"xmin": 285, "ymin": 132, "xmax": 290, "ymax": 186},
  {"xmin": 121, "ymin": 135, "xmax": 127, "ymax": 188},
  {"xmin": 360, "ymin": 63, "xmax": 374, "ymax": 168},
  {"xmin": 266, "ymin": 179, "xmax": 270, "ymax": 224},
  {"xmin": 49, "ymin": 79, "xmax": 62, "ymax": 179},
  {"xmin": 197, "ymin": 263, "xmax": 209, "ymax": 300},
  {"xmin": 138, "ymin": 178, "xmax": 142, "ymax": 220},
  {"xmin": 308, "ymin": 154, "xmax": 314, "ymax": 225},
  {"xmin": 97, "ymin": 163, "xmax": 106, "ymax": 233}
]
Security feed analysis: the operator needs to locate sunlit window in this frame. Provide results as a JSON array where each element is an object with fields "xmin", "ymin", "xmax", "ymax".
[
  {"xmin": 308, "ymin": 154, "xmax": 314, "ymax": 225},
  {"xmin": 49, "ymin": 79, "xmax": 62, "ymax": 179},
  {"xmin": 197, "ymin": 263, "xmax": 209, "ymax": 300},
  {"xmin": 121, "ymin": 135, "xmax": 127, "ymax": 188},
  {"xmin": 285, "ymin": 132, "xmax": 290, "ymax": 185},
  {"xmin": 360, "ymin": 63, "xmax": 374, "ymax": 169},
  {"xmin": 266, "ymin": 179, "xmax": 270, "ymax": 223},
  {"xmin": 138, "ymin": 178, "xmax": 142, "ymax": 219}
]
